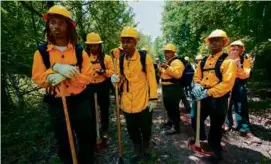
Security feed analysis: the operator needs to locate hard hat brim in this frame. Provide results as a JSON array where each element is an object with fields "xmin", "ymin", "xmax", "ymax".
[
  {"xmin": 119, "ymin": 36, "xmax": 139, "ymax": 41},
  {"xmin": 85, "ymin": 41, "xmax": 103, "ymax": 44},
  {"xmin": 205, "ymin": 37, "xmax": 230, "ymax": 45},
  {"xmin": 42, "ymin": 13, "xmax": 76, "ymax": 28}
]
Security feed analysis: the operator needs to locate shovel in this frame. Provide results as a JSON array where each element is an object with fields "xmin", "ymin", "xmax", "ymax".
[{"xmin": 188, "ymin": 100, "xmax": 212, "ymax": 155}]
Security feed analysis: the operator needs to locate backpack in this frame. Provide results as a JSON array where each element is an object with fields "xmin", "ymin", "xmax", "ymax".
[
  {"xmin": 200, "ymin": 53, "xmax": 228, "ymax": 82},
  {"xmin": 165, "ymin": 56, "xmax": 195, "ymax": 86},
  {"xmin": 119, "ymin": 50, "xmax": 147, "ymax": 76},
  {"xmin": 38, "ymin": 43, "xmax": 83, "ymax": 71},
  {"xmin": 119, "ymin": 50, "xmax": 147, "ymax": 92}
]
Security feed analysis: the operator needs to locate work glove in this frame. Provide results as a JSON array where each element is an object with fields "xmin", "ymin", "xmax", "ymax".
[
  {"xmin": 148, "ymin": 101, "xmax": 157, "ymax": 112},
  {"xmin": 46, "ymin": 73, "xmax": 66, "ymax": 86},
  {"xmin": 53, "ymin": 63, "xmax": 79, "ymax": 79},
  {"xmin": 191, "ymin": 83, "xmax": 204, "ymax": 98},
  {"xmin": 195, "ymin": 89, "xmax": 208, "ymax": 101},
  {"xmin": 111, "ymin": 74, "xmax": 120, "ymax": 83},
  {"xmin": 96, "ymin": 69, "xmax": 106, "ymax": 75}
]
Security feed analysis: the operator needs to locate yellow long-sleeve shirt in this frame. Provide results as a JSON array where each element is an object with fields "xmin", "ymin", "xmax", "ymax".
[
  {"xmin": 194, "ymin": 51, "xmax": 237, "ymax": 98},
  {"xmin": 115, "ymin": 50, "xmax": 158, "ymax": 113},
  {"xmin": 89, "ymin": 54, "xmax": 114, "ymax": 84},
  {"xmin": 159, "ymin": 56, "xmax": 185, "ymax": 85},
  {"xmin": 32, "ymin": 43, "xmax": 92, "ymax": 97}
]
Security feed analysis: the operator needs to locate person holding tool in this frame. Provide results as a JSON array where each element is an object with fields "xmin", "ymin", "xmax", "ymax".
[
  {"xmin": 85, "ymin": 32, "xmax": 114, "ymax": 145},
  {"xmin": 111, "ymin": 26, "xmax": 158, "ymax": 163},
  {"xmin": 32, "ymin": 5, "xmax": 95, "ymax": 164},
  {"xmin": 190, "ymin": 29, "xmax": 237, "ymax": 163}
]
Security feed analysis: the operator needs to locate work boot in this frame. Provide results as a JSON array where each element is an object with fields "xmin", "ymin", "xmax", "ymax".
[
  {"xmin": 223, "ymin": 124, "xmax": 232, "ymax": 132},
  {"xmin": 200, "ymin": 141, "xmax": 213, "ymax": 153},
  {"xmin": 210, "ymin": 152, "xmax": 223, "ymax": 163},
  {"xmin": 165, "ymin": 123, "xmax": 180, "ymax": 135},
  {"xmin": 130, "ymin": 143, "xmax": 142, "ymax": 164},
  {"xmin": 142, "ymin": 140, "xmax": 151, "ymax": 160}
]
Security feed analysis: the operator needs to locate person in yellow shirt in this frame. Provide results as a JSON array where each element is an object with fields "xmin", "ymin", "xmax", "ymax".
[
  {"xmin": 32, "ymin": 5, "xmax": 95, "ymax": 163},
  {"xmin": 159, "ymin": 43, "xmax": 187, "ymax": 135},
  {"xmin": 111, "ymin": 27, "xmax": 158, "ymax": 162},
  {"xmin": 191, "ymin": 29, "xmax": 237, "ymax": 162},
  {"xmin": 224, "ymin": 40, "xmax": 261, "ymax": 143},
  {"xmin": 85, "ymin": 32, "xmax": 114, "ymax": 139}
]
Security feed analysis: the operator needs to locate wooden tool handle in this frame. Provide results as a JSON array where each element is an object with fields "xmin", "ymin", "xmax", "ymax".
[
  {"xmin": 60, "ymin": 84, "xmax": 78, "ymax": 164},
  {"xmin": 94, "ymin": 93, "xmax": 101, "ymax": 141},
  {"xmin": 195, "ymin": 100, "xmax": 201, "ymax": 147}
]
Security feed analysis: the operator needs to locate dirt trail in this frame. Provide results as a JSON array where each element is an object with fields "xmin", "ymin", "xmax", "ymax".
[{"xmin": 95, "ymin": 87, "xmax": 271, "ymax": 164}]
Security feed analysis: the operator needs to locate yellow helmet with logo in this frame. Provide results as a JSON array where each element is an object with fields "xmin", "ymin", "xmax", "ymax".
[
  {"xmin": 120, "ymin": 26, "xmax": 139, "ymax": 40},
  {"xmin": 85, "ymin": 32, "xmax": 103, "ymax": 44},
  {"xmin": 42, "ymin": 5, "xmax": 75, "ymax": 27},
  {"xmin": 162, "ymin": 43, "xmax": 176, "ymax": 53},
  {"xmin": 205, "ymin": 29, "xmax": 230, "ymax": 45}
]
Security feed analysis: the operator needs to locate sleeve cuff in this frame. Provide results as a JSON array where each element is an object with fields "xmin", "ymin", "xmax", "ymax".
[{"xmin": 149, "ymin": 98, "xmax": 158, "ymax": 101}]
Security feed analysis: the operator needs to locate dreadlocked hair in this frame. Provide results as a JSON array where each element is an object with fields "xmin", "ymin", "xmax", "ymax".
[
  {"xmin": 85, "ymin": 44, "xmax": 105, "ymax": 66},
  {"xmin": 44, "ymin": 16, "xmax": 78, "ymax": 46}
]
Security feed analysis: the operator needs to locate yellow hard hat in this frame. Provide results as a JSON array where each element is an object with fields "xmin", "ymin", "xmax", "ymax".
[
  {"xmin": 120, "ymin": 26, "xmax": 139, "ymax": 40},
  {"xmin": 43, "ymin": 5, "xmax": 72, "ymax": 21},
  {"xmin": 230, "ymin": 40, "xmax": 244, "ymax": 47},
  {"xmin": 184, "ymin": 56, "xmax": 189, "ymax": 61},
  {"xmin": 162, "ymin": 43, "xmax": 176, "ymax": 53},
  {"xmin": 195, "ymin": 54, "xmax": 203, "ymax": 60},
  {"xmin": 85, "ymin": 32, "xmax": 103, "ymax": 44},
  {"xmin": 205, "ymin": 29, "xmax": 230, "ymax": 45}
]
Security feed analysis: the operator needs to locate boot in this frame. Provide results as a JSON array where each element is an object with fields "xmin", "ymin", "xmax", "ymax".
[
  {"xmin": 209, "ymin": 151, "xmax": 223, "ymax": 163},
  {"xmin": 165, "ymin": 123, "xmax": 180, "ymax": 135},
  {"xmin": 142, "ymin": 140, "xmax": 151, "ymax": 160},
  {"xmin": 130, "ymin": 143, "xmax": 142, "ymax": 164}
]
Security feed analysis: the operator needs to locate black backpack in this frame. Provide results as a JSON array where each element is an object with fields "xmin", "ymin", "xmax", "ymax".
[
  {"xmin": 119, "ymin": 50, "xmax": 147, "ymax": 92},
  {"xmin": 165, "ymin": 56, "xmax": 195, "ymax": 86},
  {"xmin": 38, "ymin": 43, "xmax": 83, "ymax": 71},
  {"xmin": 200, "ymin": 53, "xmax": 228, "ymax": 82}
]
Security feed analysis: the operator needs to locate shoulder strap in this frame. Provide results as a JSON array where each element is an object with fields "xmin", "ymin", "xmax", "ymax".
[
  {"xmin": 38, "ymin": 43, "xmax": 50, "ymax": 69},
  {"xmin": 119, "ymin": 53, "xmax": 125, "ymax": 75},
  {"xmin": 200, "ymin": 56, "xmax": 208, "ymax": 73},
  {"xmin": 75, "ymin": 44, "xmax": 83, "ymax": 72},
  {"xmin": 215, "ymin": 53, "xmax": 228, "ymax": 82},
  {"xmin": 139, "ymin": 50, "xmax": 147, "ymax": 73},
  {"xmin": 100, "ymin": 53, "xmax": 106, "ymax": 70}
]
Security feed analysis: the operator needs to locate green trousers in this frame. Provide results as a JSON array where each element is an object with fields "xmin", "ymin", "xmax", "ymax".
[
  {"xmin": 190, "ymin": 95, "xmax": 228, "ymax": 153},
  {"xmin": 226, "ymin": 80, "xmax": 250, "ymax": 132},
  {"xmin": 123, "ymin": 108, "xmax": 153, "ymax": 147},
  {"xmin": 47, "ymin": 89, "xmax": 96, "ymax": 164}
]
